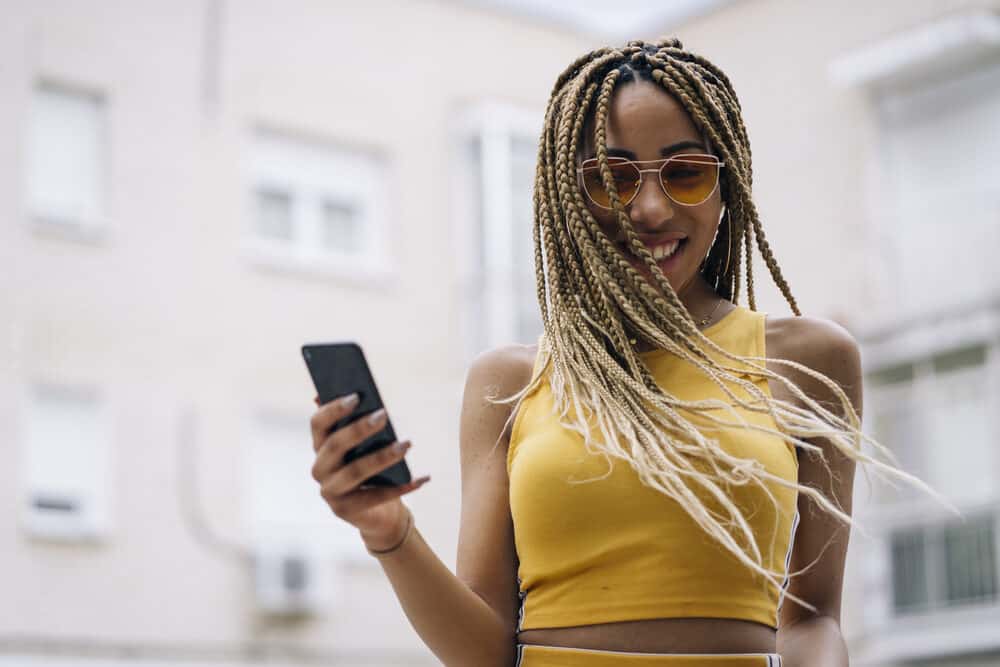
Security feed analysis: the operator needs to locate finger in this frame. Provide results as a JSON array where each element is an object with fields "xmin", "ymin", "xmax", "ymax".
[
  {"xmin": 316, "ymin": 406, "xmax": 388, "ymax": 460},
  {"xmin": 314, "ymin": 429, "xmax": 406, "ymax": 482},
  {"xmin": 318, "ymin": 438, "xmax": 410, "ymax": 494},
  {"xmin": 310, "ymin": 393, "xmax": 360, "ymax": 448},
  {"xmin": 314, "ymin": 395, "xmax": 320, "ymax": 406},
  {"xmin": 324, "ymin": 476, "xmax": 431, "ymax": 518}
]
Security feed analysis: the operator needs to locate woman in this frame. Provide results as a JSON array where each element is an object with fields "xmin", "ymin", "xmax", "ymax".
[{"xmin": 308, "ymin": 38, "xmax": 945, "ymax": 667}]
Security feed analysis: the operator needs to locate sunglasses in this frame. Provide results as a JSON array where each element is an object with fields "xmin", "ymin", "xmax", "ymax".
[{"xmin": 577, "ymin": 154, "xmax": 726, "ymax": 209}]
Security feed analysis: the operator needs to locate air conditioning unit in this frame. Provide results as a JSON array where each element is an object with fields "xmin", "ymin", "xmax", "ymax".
[{"xmin": 253, "ymin": 548, "xmax": 322, "ymax": 616}]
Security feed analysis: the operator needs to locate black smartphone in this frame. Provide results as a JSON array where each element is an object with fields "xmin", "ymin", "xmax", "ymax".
[{"xmin": 301, "ymin": 342, "xmax": 412, "ymax": 488}]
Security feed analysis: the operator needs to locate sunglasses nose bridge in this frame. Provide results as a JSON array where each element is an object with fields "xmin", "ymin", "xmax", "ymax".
[{"xmin": 627, "ymin": 166, "xmax": 674, "ymax": 209}]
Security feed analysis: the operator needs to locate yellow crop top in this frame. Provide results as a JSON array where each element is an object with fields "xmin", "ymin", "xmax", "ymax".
[{"xmin": 507, "ymin": 305, "xmax": 800, "ymax": 632}]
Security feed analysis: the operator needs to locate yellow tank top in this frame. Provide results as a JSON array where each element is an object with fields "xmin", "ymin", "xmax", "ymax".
[{"xmin": 507, "ymin": 305, "xmax": 800, "ymax": 631}]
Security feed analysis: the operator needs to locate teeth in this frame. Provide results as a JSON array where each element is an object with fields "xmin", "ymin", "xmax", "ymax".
[{"xmin": 651, "ymin": 239, "xmax": 681, "ymax": 260}]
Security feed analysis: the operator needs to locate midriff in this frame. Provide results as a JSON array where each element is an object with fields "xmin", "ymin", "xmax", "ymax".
[{"xmin": 517, "ymin": 617, "xmax": 776, "ymax": 654}]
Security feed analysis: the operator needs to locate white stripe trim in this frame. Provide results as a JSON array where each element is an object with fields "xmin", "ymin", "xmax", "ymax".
[
  {"xmin": 516, "ymin": 644, "xmax": 782, "ymax": 658},
  {"xmin": 776, "ymin": 509, "xmax": 801, "ymax": 614},
  {"xmin": 515, "ymin": 575, "xmax": 526, "ymax": 632}
]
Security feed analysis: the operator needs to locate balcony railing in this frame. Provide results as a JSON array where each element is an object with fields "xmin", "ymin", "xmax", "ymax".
[
  {"xmin": 849, "ymin": 503, "xmax": 1000, "ymax": 664},
  {"xmin": 890, "ymin": 511, "xmax": 998, "ymax": 615}
]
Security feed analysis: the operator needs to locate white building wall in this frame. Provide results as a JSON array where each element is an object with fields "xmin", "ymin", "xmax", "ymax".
[{"xmin": 0, "ymin": 1, "xmax": 589, "ymax": 664}]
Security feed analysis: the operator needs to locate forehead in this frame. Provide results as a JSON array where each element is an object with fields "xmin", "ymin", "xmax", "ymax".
[{"xmin": 581, "ymin": 80, "xmax": 704, "ymax": 153}]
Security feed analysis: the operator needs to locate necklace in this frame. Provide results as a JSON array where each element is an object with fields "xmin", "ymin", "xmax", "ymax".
[
  {"xmin": 628, "ymin": 298, "xmax": 725, "ymax": 346},
  {"xmin": 696, "ymin": 297, "xmax": 725, "ymax": 329}
]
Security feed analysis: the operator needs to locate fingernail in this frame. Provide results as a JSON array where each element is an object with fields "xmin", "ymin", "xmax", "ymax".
[
  {"xmin": 392, "ymin": 440, "xmax": 410, "ymax": 453},
  {"xmin": 339, "ymin": 393, "xmax": 359, "ymax": 408},
  {"xmin": 367, "ymin": 408, "xmax": 386, "ymax": 425}
]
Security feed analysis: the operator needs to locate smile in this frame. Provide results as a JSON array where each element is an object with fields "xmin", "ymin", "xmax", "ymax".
[{"xmin": 649, "ymin": 239, "xmax": 682, "ymax": 259}]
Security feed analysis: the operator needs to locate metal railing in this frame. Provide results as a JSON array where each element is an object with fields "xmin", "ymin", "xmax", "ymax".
[{"xmin": 890, "ymin": 510, "xmax": 998, "ymax": 615}]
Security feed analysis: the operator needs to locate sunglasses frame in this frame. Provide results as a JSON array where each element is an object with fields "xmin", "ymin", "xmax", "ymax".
[{"xmin": 576, "ymin": 153, "xmax": 726, "ymax": 209}]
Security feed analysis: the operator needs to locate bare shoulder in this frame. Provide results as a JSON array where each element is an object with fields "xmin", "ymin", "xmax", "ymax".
[
  {"xmin": 467, "ymin": 342, "xmax": 538, "ymax": 429},
  {"xmin": 470, "ymin": 341, "xmax": 538, "ymax": 385},
  {"xmin": 765, "ymin": 314, "xmax": 859, "ymax": 366},
  {"xmin": 765, "ymin": 313, "xmax": 863, "ymax": 416}
]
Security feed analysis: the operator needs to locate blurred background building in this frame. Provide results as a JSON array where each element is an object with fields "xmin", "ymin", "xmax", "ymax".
[{"xmin": 1, "ymin": 1, "xmax": 997, "ymax": 666}]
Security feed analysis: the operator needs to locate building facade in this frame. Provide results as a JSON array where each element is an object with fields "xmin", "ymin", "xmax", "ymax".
[
  {"xmin": 2, "ymin": 1, "xmax": 998, "ymax": 666},
  {"xmin": 0, "ymin": 1, "xmax": 586, "ymax": 665}
]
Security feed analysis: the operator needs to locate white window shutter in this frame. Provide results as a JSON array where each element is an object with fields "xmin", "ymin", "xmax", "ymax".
[{"xmin": 28, "ymin": 85, "xmax": 106, "ymax": 228}]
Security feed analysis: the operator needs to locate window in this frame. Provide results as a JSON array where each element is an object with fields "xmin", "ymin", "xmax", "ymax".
[
  {"xmin": 457, "ymin": 103, "xmax": 544, "ymax": 358},
  {"xmin": 890, "ymin": 526, "xmax": 929, "ymax": 612},
  {"xmin": 246, "ymin": 129, "xmax": 390, "ymax": 283},
  {"xmin": 922, "ymin": 345, "xmax": 993, "ymax": 506},
  {"xmin": 20, "ymin": 384, "xmax": 111, "ymax": 541},
  {"xmin": 875, "ymin": 62, "xmax": 1000, "ymax": 320},
  {"xmin": 868, "ymin": 342, "xmax": 999, "ymax": 617},
  {"xmin": 890, "ymin": 513, "xmax": 997, "ymax": 615},
  {"xmin": 245, "ymin": 411, "xmax": 365, "ymax": 562},
  {"xmin": 868, "ymin": 343, "xmax": 994, "ymax": 507},
  {"xmin": 943, "ymin": 514, "xmax": 997, "ymax": 605},
  {"xmin": 254, "ymin": 188, "xmax": 294, "ymax": 241},
  {"xmin": 27, "ymin": 83, "xmax": 108, "ymax": 234},
  {"xmin": 320, "ymin": 199, "xmax": 361, "ymax": 253}
]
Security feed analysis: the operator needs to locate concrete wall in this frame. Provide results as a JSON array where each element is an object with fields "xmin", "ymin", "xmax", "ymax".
[{"xmin": 0, "ymin": 1, "xmax": 589, "ymax": 664}]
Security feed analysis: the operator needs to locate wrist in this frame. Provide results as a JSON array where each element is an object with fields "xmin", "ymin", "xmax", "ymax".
[{"xmin": 361, "ymin": 505, "xmax": 413, "ymax": 556}]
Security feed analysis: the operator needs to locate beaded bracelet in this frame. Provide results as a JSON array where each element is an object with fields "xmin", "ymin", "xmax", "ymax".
[{"xmin": 365, "ymin": 507, "xmax": 414, "ymax": 558}]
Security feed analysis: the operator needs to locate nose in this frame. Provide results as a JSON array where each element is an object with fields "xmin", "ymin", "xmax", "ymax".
[{"xmin": 628, "ymin": 169, "xmax": 675, "ymax": 232}]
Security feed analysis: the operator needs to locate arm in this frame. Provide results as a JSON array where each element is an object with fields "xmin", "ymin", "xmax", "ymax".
[
  {"xmin": 362, "ymin": 346, "xmax": 526, "ymax": 667},
  {"xmin": 776, "ymin": 318, "xmax": 863, "ymax": 667}
]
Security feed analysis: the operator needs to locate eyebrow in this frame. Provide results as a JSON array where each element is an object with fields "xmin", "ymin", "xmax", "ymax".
[{"xmin": 585, "ymin": 140, "xmax": 707, "ymax": 161}]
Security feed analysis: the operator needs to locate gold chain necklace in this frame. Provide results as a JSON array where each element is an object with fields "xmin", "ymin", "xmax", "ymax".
[
  {"xmin": 628, "ymin": 298, "xmax": 725, "ymax": 346},
  {"xmin": 696, "ymin": 297, "xmax": 725, "ymax": 329}
]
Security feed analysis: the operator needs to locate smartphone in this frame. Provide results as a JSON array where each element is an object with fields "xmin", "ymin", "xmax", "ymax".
[{"xmin": 301, "ymin": 342, "xmax": 412, "ymax": 488}]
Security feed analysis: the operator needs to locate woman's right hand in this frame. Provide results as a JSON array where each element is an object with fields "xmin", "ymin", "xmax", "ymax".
[{"xmin": 310, "ymin": 393, "xmax": 431, "ymax": 550}]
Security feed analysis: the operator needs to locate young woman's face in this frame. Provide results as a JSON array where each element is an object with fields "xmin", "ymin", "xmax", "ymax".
[{"xmin": 578, "ymin": 79, "xmax": 724, "ymax": 298}]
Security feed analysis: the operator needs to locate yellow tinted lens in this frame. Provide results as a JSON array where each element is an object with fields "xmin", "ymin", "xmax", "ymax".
[
  {"xmin": 661, "ymin": 155, "xmax": 719, "ymax": 205},
  {"xmin": 581, "ymin": 159, "xmax": 640, "ymax": 207}
]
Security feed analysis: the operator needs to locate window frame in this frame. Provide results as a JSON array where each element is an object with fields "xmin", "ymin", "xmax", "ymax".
[
  {"xmin": 18, "ymin": 382, "xmax": 114, "ymax": 542},
  {"xmin": 242, "ymin": 126, "xmax": 395, "ymax": 287},
  {"xmin": 454, "ymin": 102, "xmax": 544, "ymax": 362},
  {"xmin": 26, "ymin": 80, "xmax": 111, "ymax": 242}
]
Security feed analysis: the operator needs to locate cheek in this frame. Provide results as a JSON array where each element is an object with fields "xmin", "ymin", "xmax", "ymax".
[
  {"xmin": 691, "ymin": 216, "xmax": 722, "ymax": 255},
  {"xmin": 581, "ymin": 202, "xmax": 619, "ymax": 237}
]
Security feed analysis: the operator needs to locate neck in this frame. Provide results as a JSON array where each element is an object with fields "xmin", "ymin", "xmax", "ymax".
[{"xmin": 630, "ymin": 275, "xmax": 727, "ymax": 353}]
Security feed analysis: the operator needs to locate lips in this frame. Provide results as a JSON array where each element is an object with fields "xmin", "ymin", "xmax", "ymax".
[
  {"xmin": 656, "ymin": 238, "xmax": 687, "ymax": 267},
  {"xmin": 620, "ymin": 237, "xmax": 687, "ymax": 258},
  {"xmin": 641, "ymin": 233, "xmax": 688, "ymax": 246},
  {"xmin": 618, "ymin": 238, "xmax": 688, "ymax": 274},
  {"xmin": 614, "ymin": 234, "xmax": 688, "ymax": 252},
  {"xmin": 648, "ymin": 238, "xmax": 682, "ymax": 259}
]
